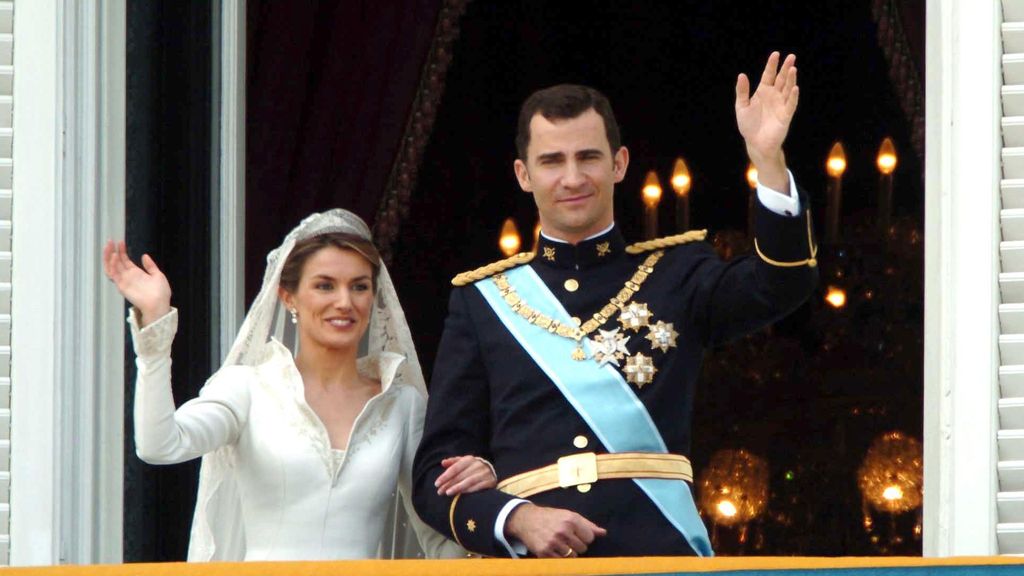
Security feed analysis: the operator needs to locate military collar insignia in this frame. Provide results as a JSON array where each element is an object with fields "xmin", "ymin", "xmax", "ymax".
[{"xmin": 535, "ymin": 226, "xmax": 627, "ymax": 270}]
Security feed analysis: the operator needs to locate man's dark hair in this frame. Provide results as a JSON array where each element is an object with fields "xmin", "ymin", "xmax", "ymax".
[{"xmin": 515, "ymin": 84, "xmax": 621, "ymax": 160}]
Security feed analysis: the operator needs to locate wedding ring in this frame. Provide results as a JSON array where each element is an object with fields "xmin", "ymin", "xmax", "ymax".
[{"xmin": 562, "ymin": 548, "xmax": 574, "ymax": 557}]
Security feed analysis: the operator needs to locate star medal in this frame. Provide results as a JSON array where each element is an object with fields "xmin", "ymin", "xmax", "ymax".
[
  {"xmin": 645, "ymin": 321, "xmax": 679, "ymax": 353},
  {"xmin": 591, "ymin": 328, "xmax": 630, "ymax": 367},
  {"xmin": 624, "ymin": 352, "xmax": 657, "ymax": 389},
  {"xmin": 618, "ymin": 302, "xmax": 653, "ymax": 332}
]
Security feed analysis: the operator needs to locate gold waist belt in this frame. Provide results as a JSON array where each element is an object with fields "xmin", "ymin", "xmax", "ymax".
[{"xmin": 496, "ymin": 452, "xmax": 693, "ymax": 498}]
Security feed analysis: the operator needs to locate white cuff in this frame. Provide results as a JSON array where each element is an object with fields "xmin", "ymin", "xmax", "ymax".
[
  {"xmin": 756, "ymin": 169, "xmax": 801, "ymax": 216},
  {"xmin": 475, "ymin": 457, "xmax": 497, "ymax": 481},
  {"xmin": 127, "ymin": 307, "xmax": 178, "ymax": 358},
  {"xmin": 494, "ymin": 498, "xmax": 530, "ymax": 558}
]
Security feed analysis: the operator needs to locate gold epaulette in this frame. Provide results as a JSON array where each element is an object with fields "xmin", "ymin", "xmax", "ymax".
[
  {"xmin": 625, "ymin": 229, "xmax": 708, "ymax": 254},
  {"xmin": 451, "ymin": 252, "xmax": 535, "ymax": 286}
]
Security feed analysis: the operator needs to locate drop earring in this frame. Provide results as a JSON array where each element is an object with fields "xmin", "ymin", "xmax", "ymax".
[{"xmin": 289, "ymin": 308, "xmax": 298, "ymax": 324}]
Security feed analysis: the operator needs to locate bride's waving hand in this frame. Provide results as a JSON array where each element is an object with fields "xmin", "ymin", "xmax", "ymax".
[{"xmin": 102, "ymin": 240, "xmax": 171, "ymax": 326}]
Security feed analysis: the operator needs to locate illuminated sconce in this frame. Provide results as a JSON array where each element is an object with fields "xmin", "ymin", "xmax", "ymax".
[
  {"xmin": 671, "ymin": 157, "xmax": 691, "ymax": 196},
  {"xmin": 825, "ymin": 141, "xmax": 847, "ymax": 243},
  {"xmin": 671, "ymin": 158, "xmax": 691, "ymax": 231},
  {"xmin": 745, "ymin": 163, "xmax": 758, "ymax": 190},
  {"xmin": 858, "ymin": 431, "xmax": 923, "ymax": 515},
  {"xmin": 698, "ymin": 449, "xmax": 769, "ymax": 528},
  {"xmin": 877, "ymin": 137, "xmax": 897, "ymax": 233},
  {"xmin": 826, "ymin": 142, "xmax": 847, "ymax": 178},
  {"xmin": 642, "ymin": 170, "xmax": 662, "ymax": 239},
  {"xmin": 498, "ymin": 217, "xmax": 521, "ymax": 257},
  {"xmin": 642, "ymin": 170, "xmax": 663, "ymax": 207},
  {"xmin": 876, "ymin": 137, "xmax": 897, "ymax": 175},
  {"xmin": 745, "ymin": 162, "xmax": 758, "ymax": 237},
  {"xmin": 825, "ymin": 286, "xmax": 847, "ymax": 309}
]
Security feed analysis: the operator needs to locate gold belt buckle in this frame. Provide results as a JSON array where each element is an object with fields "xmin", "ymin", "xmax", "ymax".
[{"xmin": 558, "ymin": 452, "xmax": 598, "ymax": 488}]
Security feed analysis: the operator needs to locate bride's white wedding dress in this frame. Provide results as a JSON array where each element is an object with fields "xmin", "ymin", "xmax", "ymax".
[{"xmin": 130, "ymin": 309, "xmax": 461, "ymax": 561}]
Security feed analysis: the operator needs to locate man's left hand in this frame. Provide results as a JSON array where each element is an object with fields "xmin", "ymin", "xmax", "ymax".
[{"xmin": 735, "ymin": 51, "xmax": 799, "ymax": 193}]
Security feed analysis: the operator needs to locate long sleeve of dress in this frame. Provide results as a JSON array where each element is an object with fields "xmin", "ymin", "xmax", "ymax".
[
  {"xmin": 130, "ymin": 308, "xmax": 252, "ymax": 464},
  {"xmin": 398, "ymin": 386, "xmax": 466, "ymax": 559}
]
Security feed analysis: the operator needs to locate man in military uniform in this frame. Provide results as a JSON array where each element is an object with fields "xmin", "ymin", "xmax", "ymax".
[{"xmin": 412, "ymin": 52, "xmax": 817, "ymax": 558}]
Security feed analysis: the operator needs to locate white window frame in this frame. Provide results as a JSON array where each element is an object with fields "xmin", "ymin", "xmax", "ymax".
[
  {"xmin": 216, "ymin": 0, "xmax": 246, "ymax": 362},
  {"xmin": 922, "ymin": 0, "xmax": 1002, "ymax": 556},
  {"xmin": 10, "ymin": 0, "xmax": 126, "ymax": 565}
]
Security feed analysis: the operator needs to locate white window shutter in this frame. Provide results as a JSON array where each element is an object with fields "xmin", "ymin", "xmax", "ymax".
[{"xmin": 999, "ymin": 0, "xmax": 1024, "ymax": 555}]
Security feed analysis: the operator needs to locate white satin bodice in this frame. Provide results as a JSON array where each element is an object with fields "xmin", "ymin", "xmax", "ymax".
[{"xmin": 129, "ymin": 309, "xmax": 460, "ymax": 560}]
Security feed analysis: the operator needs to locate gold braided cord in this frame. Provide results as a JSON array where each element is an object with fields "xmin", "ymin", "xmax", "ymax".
[
  {"xmin": 451, "ymin": 252, "xmax": 535, "ymax": 286},
  {"xmin": 448, "ymin": 494, "xmax": 464, "ymax": 547},
  {"xmin": 625, "ymin": 230, "xmax": 708, "ymax": 254},
  {"xmin": 753, "ymin": 208, "xmax": 818, "ymax": 268}
]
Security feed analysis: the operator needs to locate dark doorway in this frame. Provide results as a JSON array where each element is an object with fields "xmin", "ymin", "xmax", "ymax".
[{"xmin": 124, "ymin": 0, "xmax": 213, "ymax": 562}]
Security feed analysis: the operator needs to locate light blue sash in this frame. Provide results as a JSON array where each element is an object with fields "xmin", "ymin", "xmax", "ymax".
[{"xmin": 477, "ymin": 265, "xmax": 713, "ymax": 556}]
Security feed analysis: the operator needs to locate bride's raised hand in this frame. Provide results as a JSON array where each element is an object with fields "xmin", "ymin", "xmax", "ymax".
[
  {"xmin": 103, "ymin": 240, "xmax": 172, "ymax": 327},
  {"xmin": 435, "ymin": 455, "xmax": 497, "ymax": 496}
]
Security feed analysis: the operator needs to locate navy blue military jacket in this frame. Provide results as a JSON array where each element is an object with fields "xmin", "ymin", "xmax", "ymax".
[{"xmin": 412, "ymin": 194, "xmax": 818, "ymax": 557}]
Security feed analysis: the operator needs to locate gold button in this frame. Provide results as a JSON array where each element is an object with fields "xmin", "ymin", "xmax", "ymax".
[
  {"xmin": 564, "ymin": 279, "xmax": 579, "ymax": 292},
  {"xmin": 577, "ymin": 483, "xmax": 592, "ymax": 493},
  {"xmin": 572, "ymin": 316, "xmax": 582, "ymax": 326},
  {"xmin": 573, "ymin": 435, "xmax": 589, "ymax": 449}
]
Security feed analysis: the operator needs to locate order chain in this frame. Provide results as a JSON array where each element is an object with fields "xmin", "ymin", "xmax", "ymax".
[{"xmin": 491, "ymin": 250, "xmax": 665, "ymax": 361}]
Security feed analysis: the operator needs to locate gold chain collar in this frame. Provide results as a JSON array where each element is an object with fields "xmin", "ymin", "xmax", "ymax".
[{"xmin": 492, "ymin": 251, "xmax": 665, "ymax": 360}]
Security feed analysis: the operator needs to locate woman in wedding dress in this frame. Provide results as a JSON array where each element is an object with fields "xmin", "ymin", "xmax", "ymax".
[{"xmin": 103, "ymin": 209, "xmax": 494, "ymax": 561}]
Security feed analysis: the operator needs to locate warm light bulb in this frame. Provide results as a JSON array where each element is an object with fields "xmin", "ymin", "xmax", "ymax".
[
  {"xmin": 642, "ymin": 170, "xmax": 663, "ymax": 207},
  {"xmin": 882, "ymin": 485, "xmax": 903, "ymax": 501},
  {"xmin": 826, "ymin": 142, "xmax": 847, "ymax": 178},
  {"xmin": 745, "ymin": 163, "xmax": 758, "ymax": 189},
  {"xmin": 877, "ymin": 137, "xmax": 897, "ymax": 175},
  {"xmin": 671, "ymin": 157, "xmax": 691, "ymax": 196},
  {"xmin": 717, "ymin": 500, "xmax": 738, "ymax": 518},
  {"xmin": 825, "ymin": 286, "xmax": 846, "ymax": 308},
  {"xmin": 498, "ymin": 218, "xmax": 521, "ymax": 257}
]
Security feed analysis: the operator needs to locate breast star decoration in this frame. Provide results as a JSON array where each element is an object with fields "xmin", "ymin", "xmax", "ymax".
[
  {"xmin": 618, "ymin": 302, "xmax": 653, "ymax": 332},
  {"xmin": 624, "ymin": 352, "xmax": 657, "ymax": 388},
  {"xmin": 645, "ymin": 320, "xmax": 679, "ymax": 353},
  {"xmin": 590, "ymin": 328, "xmax": 631, "ymax": 367}
]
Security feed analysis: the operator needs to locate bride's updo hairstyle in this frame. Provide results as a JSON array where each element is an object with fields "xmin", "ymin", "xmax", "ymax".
[{"xmin": 278, "ymin": 232, "xmax": 382, "ymax": 295}]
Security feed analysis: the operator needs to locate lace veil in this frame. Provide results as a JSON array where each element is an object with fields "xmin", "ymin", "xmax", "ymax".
[{"xmin": 187, "ymin": 209, "xmax": 427, "ymax": 561}]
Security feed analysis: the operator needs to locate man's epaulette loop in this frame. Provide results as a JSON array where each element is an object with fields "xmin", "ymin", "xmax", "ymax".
[
  {"xmin": 625, "ymin": 229, "xmax": 708, "ymax": 254},
  {"xmin": 451, "ymin": 252, "xmax": 536, "ymax": 286}
]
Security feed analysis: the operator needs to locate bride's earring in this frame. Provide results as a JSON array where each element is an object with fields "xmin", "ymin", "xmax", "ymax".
[{"xmin": 289, "ymin": 308, "xmax": 298, "ymax": 324}]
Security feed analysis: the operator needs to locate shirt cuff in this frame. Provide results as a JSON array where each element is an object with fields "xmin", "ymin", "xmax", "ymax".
[
  {"xmin": 756, "ymin": 169, "xmax": 801, "ymax": 216},
  {"xmin": 494, "ymin": 498, "xmax": 530, "ymax": 558}
]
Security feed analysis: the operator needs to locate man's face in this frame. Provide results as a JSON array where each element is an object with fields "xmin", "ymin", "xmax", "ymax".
[{"xmin": 514, "ymin": 109, "xmax": 629, "ymax": 243}]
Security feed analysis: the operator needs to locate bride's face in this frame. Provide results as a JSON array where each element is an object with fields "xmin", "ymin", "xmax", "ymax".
[{"xmin": 282, "ymin": 246, "xmax": 375, "ymax": 354}]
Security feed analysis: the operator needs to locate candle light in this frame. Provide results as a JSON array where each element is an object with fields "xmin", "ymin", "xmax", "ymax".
[
  {"xmin": 498, "ymin": 217, "xmax": 521, "ymax": 257},
  {"xmin": 671, "ymin": 157, "xmax": 691, "ymax": 232},
  {"xmin": 746, "ymin": 162, "xmax": 758, "ymax": 238},
  {"xmin": 826, "ymin": 142, "xmax": 847, "ymax": 243},
  {"xmin": 531, "ymin": 219, "xmax": 541, "ymax": 253},
  {"xmin": 876, "ymin": 137, "xmax": 897, "ymax": 234},
  {"xmin": 642, "ymin": 169, "xmax": 663, "ymax": 239}
]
